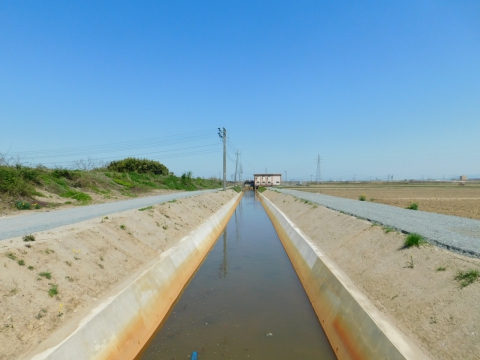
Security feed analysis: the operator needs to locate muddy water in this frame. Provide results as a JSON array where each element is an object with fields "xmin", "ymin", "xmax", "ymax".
[{"xmin": 138, "ymin": 191, "xmax": 336, "ymax": 359}]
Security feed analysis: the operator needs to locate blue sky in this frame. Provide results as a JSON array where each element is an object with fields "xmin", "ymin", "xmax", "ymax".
[{"xmin": 1, "ymin": 1, "xmax": 479, "ymax": 181}]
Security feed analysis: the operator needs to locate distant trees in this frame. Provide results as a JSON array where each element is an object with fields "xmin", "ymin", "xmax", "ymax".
[{"xmin": 107, "ymin": 158, "xmax": 169, "ymax": 175}]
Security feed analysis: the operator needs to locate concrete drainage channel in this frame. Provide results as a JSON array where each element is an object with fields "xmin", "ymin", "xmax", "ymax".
[
  {"xmin": 28, "ymin": 191, "xmax": 430, "ymax": 359},
  {"xmin": 259, "ymin": 193, "xmax": 430, "ymax": 360},
  {"xmin": 28, "ymin": 192, "xmax": 242, "ymax": 360}
]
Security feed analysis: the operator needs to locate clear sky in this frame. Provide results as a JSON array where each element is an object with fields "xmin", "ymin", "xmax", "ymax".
[{"xmin": 1, "ymin": 1, "xmax": 479, "ymax": 181}]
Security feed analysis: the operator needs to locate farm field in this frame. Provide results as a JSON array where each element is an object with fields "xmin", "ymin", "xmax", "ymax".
[{"xmin": 288, "ymin": 181, "xmax": 480, "ymax": 220}]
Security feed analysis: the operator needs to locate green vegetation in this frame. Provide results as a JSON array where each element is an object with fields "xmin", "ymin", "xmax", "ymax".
[
  {"xmin": 138, "ymin": 206, "xmax": 153, "ymax": 211},
  {"xmin": 120, "ymin": 224, "xmax": 126, "ymax": 230},
  {"xmin": 107, "ymin": 157, "xmax": 169, "ymax": 175},
  {"xmin": 382, "ymin": 226, "xmax": 395, "ymax": 233},
  {"xmin": 455, "ymin": 269, "xmax": 479, "ymax": 288},
  {"xmin": 17, "ymin": 259, "xmax": 25, "ymax": 266},
  {"xmin": 6, "ymin": 252, "xmax": 17, "ymax": 261},
  {"xmin": 28, "ymin": 266, "xmax": 34, "ymax": 270},
  {"xmin": 48, "ymin": 284, "xmax": 58, "ymax": 297},
  {"xmin": 39, "ymin": 271, "xmax": 52, "ymax": 279},
  {"xmin": 60, "ymin": 189, "xmax": 92, "ymax": 202},
  {"xmin": 436, "ymin": 266, "xmax": 446, "ymax": 271},
  {"xmin": 0, "ymin": 158, "xmax": 222, "ymax": 211},
  {"xmin": 232, "ymin": 185, "xmax": 242, "ymax": 193},
  {"xmin": 257, "ymin": 186, "xmax": 266, "ymax": 193},
  {"xmin": 23, "ymin": 234, "xmax": 36, "ymax": 242},
  {"xmin": 406, "ymin": 203, "xmax": 418, "ymax": 210},
  {"xmin": 404, "ymin": 233, "xmax": 427, "ymax": 248},
  {"xmin": 358, "ymin": 194, "xmax": 366, "ymax": 201}
]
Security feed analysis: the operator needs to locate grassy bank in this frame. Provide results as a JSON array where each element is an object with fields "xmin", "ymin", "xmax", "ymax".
[{"xmin": 0, "ymin": 163, "xmax": 221, "ymax": 212}]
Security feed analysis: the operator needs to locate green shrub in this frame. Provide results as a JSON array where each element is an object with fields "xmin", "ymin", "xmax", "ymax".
[
  {"xmin": 359, "ymin": 194, "xmax": 366, "ymax": 201},
  {"xmin": 107, "ymin": 158, "xmax": 169, "ymax": 175},
  {"xmin": 0, "ymin": 166, "xmax": 36, "ymax": 197},
  {"xmin": 15, "ymin": 201, "xmax": 32, "ymax": 210},
  {"xmin": 455, "ymin": 269, "xmax": 479, "ymax": 288},
  {"xmin": 232, "ymin": 185, "xmax": 241, "ymax": 193},
  {"xmin": 17, "ymin": 259, "xmax": 25, "ymax": 266},
  {"xmin": 52, "ymin": 168, "xmax": 78, "ymax": 180},
  {"xmin": 257, "ymin": 186, "xmax": 266, "ymax": 193},
  {"xmin": 406, "ymin": 203, "xmax": 418, "ymax": 210},
  {"xmin": 404, "ymin": 233, "xmax": 426, "ymax": 248}
]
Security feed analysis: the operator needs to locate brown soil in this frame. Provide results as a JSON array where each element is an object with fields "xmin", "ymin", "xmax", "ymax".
[
  {"xmin": 264, "ymin": 190, "xmax": 480, "ymax": 360},
  {"xmin": 295, "ymin": 182, "xmax": 480, "ymax": 220},
  {"xmin": 0, "ymin": 190, "xmax": 237, "ymax": 360}
]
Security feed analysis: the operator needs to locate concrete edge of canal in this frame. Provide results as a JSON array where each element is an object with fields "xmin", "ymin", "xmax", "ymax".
[
  {"xmin": 28, "ymin": 192, "xmax": 242, "ymax": 360},
  {"xmin": 259, "ymin": 193, "xmax": 431, "ymax": 360}
]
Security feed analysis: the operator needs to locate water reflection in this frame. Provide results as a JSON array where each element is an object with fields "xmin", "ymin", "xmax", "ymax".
[{"xmin": 138, "ymin": 191, "xmax": 335, "ymax": 360}]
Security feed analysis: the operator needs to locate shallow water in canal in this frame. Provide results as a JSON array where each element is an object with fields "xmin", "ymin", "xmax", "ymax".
[{"xmin": 138, "ymin": 191, "xmax": 336, "ymax": 359}]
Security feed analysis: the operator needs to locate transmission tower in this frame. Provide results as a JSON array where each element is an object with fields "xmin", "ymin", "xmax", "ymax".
[{"xmin": 315, "ymin": 154, "xmax": 322, "ymax": 183}]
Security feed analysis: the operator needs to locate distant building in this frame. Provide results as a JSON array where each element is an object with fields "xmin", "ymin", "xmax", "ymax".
[
  {"xmin": 254, "ymin": 173, "xmax": 282, "ymax": 187},
  {"xmin": 460, "ymin": 175, "xmax": 468, "ymax": 181}
]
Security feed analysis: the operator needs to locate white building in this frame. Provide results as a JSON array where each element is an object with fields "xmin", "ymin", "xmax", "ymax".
[{"xmin": 254, "ymin": 173, "xmax": 282, "ymax": 187}]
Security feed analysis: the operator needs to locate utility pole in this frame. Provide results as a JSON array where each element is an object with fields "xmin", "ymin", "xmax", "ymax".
[
  {"xmin": 315, "ymin": 154, "xmax": 321, "ymax": 184},
  {"xmin": 218, "ymin": 127, "xmax": 226, "ymax": 191},
  {"xmin": 234, "ymin": 150, "xmax": 239, "ymax": 186}
]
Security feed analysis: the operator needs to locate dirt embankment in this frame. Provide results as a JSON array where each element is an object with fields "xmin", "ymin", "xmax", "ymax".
[
  {"xmin": 0, "ymin": 190, "xmax": 237, "ymax": 360},
  {"xmin": 264, "ymin": 190, "xmax": 480, "ymax": 360}
]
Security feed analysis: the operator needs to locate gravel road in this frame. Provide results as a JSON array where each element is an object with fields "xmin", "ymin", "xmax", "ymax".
[
  {"xmin": 0, "ymin": 189, "xmax": 218, "ymax": 241},
  {"xmin": 276, "ymin": 188, "xmax": 480, "ymax": 258}
]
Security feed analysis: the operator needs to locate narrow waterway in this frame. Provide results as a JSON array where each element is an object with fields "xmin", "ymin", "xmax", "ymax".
[{"xmin": 138, "ymin": 191, "xmax": 336, "ymax": 359}]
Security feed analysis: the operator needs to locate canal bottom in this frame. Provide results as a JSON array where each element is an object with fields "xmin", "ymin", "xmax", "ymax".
[{"xmin": 138, "ymin": 192, "xmax": 336, "ymax": 359}]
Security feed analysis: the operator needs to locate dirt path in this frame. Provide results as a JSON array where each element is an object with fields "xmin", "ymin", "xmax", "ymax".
[
  {"xmin": 0, "ymin": 190, "xmax": 237, "ymax": 360},
  {"xmin": 264, "ymin": 190, "xmax": 480, "ymax": 360}
]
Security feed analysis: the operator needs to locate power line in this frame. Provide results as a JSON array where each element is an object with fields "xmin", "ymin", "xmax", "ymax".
[{"xmin": 8, "ymin": 129, "xmax": 216, "ymax": 159}]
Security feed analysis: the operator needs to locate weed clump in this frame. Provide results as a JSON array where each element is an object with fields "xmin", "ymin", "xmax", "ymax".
[
  {"xmin": 23, "ymin": 234, "xmax": 36, "ymax": 242},
  {"xmin": 406, "ymin": 203, "xmax": 418, "ymax": 210},
  {"xmin": 48, "ymin": 284, "xmax": 58, "ymax": 297},
  {"xmin": 138, "ymin": 206, "xmax": 153, "ymax": 211},
  {"xmin": 404, "ymin": 233, "xmax": 426, "ymax": 248},
  {"xmin": 257, "ymin": 186, "xmax": 266, "ymax": 193},
  {"xmin": 382, "ymin": 226, "xmax": 395, "ymax": 233},
  {"xmin": 232, "ymin": 185, "xmax": 242, "ymax": 193},
  {"xmin": 455, "ymin": 269, "xmax": 479, "ymax": 288},
  {"xmin": 358, "ymin": 194, "xmax": 366, "ymax": 201},
  {"xmin": 6, "ymin": 252, "xmax": 17, "ymax": 261},
  {"xmin": 436, "ymin": 266, "xmax": 446, "ymax": 271},
  {"xmin": 39, "ymin": 271, "xmax": 52, "ymax": 279}
]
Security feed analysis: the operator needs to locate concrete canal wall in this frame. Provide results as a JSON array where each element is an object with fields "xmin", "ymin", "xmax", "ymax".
[
  {"xmin": 260, "ymin": 193, "xmax": 430, "ymax": 360},
  {"xmin": 28, "ymin": 192, "xmax": 242, "ymax": 360}
]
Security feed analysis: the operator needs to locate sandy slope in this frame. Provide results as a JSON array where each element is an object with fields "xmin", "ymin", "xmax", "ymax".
[
  {"xmin": 0, "ymin": 190, "xmax": 237, "ymax": 360},
  {"xmin": 264, "ymin": 190, "xmax": 480, "ymax": 360}
]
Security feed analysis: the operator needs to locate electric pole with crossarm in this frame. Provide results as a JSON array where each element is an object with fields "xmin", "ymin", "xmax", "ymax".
[{"xmin": 218, "ymin": 127, "xmax": 227, "ymax": 191}]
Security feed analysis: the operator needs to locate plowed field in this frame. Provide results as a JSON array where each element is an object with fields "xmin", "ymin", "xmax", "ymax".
[{"xmin": 292, "ymin": 182, "xmax": 480, "ymax": 220}]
